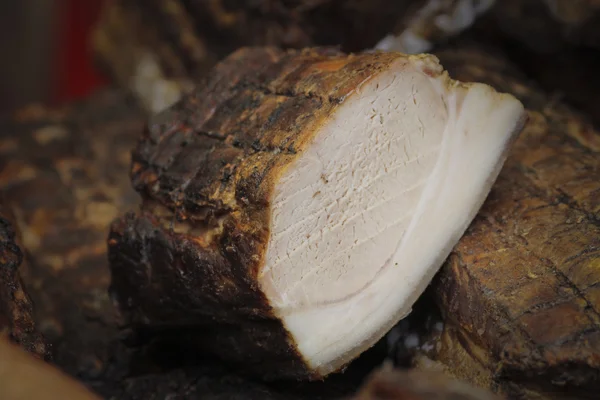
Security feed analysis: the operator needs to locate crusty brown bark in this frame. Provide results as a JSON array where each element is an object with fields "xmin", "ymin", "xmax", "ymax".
[
  {"xmin": 0, "ymin": 202, "xmax": 48, "ymax": 358},
  {"xmin": 351, "ymin": 367, "xmax": 501, "ymax": 400},
  {"xmin": 108, "ymin": 47, "xmax": 414, "ymax": 380},
  {"xmin": 421, "ymin": 44, "xmax": 600, "ymax": 399},
  {"xmin": 0, "ymin": 89, "xmax": 145, "ymax": 385},
  {"xmin": 503, "ymin": 47, "xmax": 600, "ymax": 129}
]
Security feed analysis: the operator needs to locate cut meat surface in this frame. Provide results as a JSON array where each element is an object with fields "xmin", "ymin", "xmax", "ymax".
[{"xmin": 109, "ymin": 47, "xmax": 526, "ymax": 380}]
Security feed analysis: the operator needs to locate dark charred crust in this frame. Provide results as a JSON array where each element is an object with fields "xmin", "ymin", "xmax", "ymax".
[{"xmin": 0, "ymin": 202, "xmax": 49, "ymax": 359}]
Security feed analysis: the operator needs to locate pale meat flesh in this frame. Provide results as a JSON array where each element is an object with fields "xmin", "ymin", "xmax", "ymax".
[{"xmin": 259, "ymin": 57, "xmax": 525, "ymax": 375}]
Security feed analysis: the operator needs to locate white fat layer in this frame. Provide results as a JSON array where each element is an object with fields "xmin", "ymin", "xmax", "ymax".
[{"xmin": 259, "ymin": 57, "xmax": 524, "ymax": 372}]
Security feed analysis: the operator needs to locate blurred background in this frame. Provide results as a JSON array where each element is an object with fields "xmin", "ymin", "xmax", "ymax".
[
  {"xmin": 0, "ymin": 0, "xmax": 108, "ymax": 113},
  {"xmin": 1, "ymin": 0, "xmax": 598, "ymax": 126}
]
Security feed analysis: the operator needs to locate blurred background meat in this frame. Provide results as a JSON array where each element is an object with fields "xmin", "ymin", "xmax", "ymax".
[{"xmin": 0, "ymin": 0, "xmax": 108, "ymax": 113}]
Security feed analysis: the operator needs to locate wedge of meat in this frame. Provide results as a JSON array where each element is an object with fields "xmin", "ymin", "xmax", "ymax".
[
  {"xmin": 0, "ymin": 202, "xmax": 48, "ymax": 359},
  {"xmin": 108, "ymin": 47, "xmax": 526, "ymax": 380},
  {"xmin": 401, "ymin": 45, "xmax": 600, "ymax": 399}
]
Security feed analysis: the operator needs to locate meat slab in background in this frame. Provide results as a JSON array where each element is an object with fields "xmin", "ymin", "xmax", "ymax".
[
  {"xmin": 376, "ymin": 0, "xmax": 600, "ymax": 54},
  {"xmin": 0, "ymin": 202, "xmax": 48, "ymax": 359},
  {"xmin": 406, "ymin": 44, "xmax": 600, "ymax": 399},
  {"xmin": 108, "ymin": 46, "xmax": 525, "ymax": 380},
  {"xmin": 0, "ymin": 90, "xmax": 144, "ymax": 388},
  {"xmin": 0, "ymin": 337, "xmax": 100, "ymax": 400}
]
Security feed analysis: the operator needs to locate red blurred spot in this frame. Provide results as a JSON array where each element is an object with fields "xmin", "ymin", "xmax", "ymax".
[{"xmin": 54, "ymin": 0, "xmax": 109, "ymax": 104}]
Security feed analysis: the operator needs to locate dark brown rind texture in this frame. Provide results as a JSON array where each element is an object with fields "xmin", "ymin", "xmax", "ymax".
[
  {"xmin": 109, "ymin": 47, "xmax": 412, "ymax": 380},
  {"xmin": 0, "ymin": 90, "xmax": 145, "ymax": 385},
  {"xmin": 424, "ymin": 45, "xmax": 600, "ymax": 399},
  {"xmin": 0, "ymin": 203, "xmax": 48, "ymax": 358},
  {"xmin": 1, "ymin": 89, "xmax": 377, "ymax": 399}
]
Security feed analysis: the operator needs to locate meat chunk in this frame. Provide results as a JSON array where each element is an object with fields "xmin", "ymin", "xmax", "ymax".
[
  {"xmin": 403, "ymin": 45, "xmax": 600, "ymax": 399},
  {"xmin": 109, "ymin": 47, "xmax": 525, "ymax": 380},
  {"xmin": 0, "ymin": 202, "xmax": 47, "ymax": 358}
]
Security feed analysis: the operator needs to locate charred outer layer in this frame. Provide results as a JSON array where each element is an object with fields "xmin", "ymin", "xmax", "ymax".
[{"xmin": 0, "ymin": 202, "xmax": 48, "ymax": 358}]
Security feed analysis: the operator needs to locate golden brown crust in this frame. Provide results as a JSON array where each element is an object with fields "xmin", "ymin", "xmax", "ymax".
[{"xmin": 427, "ymin": 45, "xmax": 600, "ymax": 398}]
